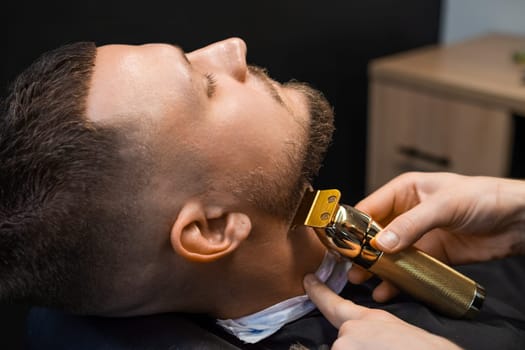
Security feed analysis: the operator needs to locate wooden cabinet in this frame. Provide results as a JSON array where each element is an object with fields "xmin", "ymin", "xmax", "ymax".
[{"xmin": 367, "ymin": 33, "xmax": 525, "ymax": 192}]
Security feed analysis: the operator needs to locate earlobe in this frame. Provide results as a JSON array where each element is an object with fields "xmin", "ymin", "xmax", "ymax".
[{"xmin": 170, "ymin": 201, "xmax": 252, "ymax": 262}]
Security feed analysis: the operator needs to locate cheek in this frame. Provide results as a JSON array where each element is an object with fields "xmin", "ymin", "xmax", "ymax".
[
  {"xmin": 216, "ymin": 93, "xmax": 296, "ymax": 142},
  {"xmin": 202, "ymin": 105, "xmax": 295, "ymax": 169}
]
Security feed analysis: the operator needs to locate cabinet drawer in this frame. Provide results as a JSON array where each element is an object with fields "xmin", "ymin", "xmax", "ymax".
[{"xmin": 367, "ymin": 81, "xmax": 512, "ymax": 192}]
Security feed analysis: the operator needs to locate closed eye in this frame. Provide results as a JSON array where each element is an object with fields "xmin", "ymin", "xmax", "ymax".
[{"xmin": 205, "ymin": 73, "xmax": 217, "ymax": 98}]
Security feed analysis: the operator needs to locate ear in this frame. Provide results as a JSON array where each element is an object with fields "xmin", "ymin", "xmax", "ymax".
[{"xmin": 170, "ymin": 200, "xmax": 252, "ymax": 262}]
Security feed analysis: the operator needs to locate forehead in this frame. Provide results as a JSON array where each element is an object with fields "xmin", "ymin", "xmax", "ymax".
[{"xmin": 85, "ymin": 44, "xmax": 192, "ymax": 126}]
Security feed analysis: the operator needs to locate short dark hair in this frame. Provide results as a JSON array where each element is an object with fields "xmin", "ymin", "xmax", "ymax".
[{"xmin": 0, "ymin": 42, "xmax": 135, "ymax": 312}]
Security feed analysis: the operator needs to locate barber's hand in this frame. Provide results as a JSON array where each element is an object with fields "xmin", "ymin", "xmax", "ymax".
[
  {"xmin": 303, "ymin": 274, "xmax": 462, "ymax": 350},
  {"xmin": 350, "ymin": 172, "xmax": 525, "ymax": 302}
]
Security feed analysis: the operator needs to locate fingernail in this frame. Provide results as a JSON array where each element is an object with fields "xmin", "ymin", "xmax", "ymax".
[
  {"xmin": 303, "ymin": 274, "xmax": 319, "ymax": 286},
  {"xmin": 377, "ymin": 230, "xmax": 399, "ymax": 250}
]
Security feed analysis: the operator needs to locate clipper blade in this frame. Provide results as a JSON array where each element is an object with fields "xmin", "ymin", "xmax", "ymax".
[{"xmin": 292, "ymin": 189, "xmax": 341, "ymax": 228}]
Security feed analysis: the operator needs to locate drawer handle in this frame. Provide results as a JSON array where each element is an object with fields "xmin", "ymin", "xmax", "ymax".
[{"xmin": 398, "ymin": 146, "xmax": 450, "ymax": 167}]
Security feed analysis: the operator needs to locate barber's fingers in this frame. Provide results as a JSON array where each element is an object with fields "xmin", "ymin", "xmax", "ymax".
[
  {"xmin": 304, "ymin": 274, "xmax": 368, "ymax": 328},
  {"xmin": 372, "ymin": 280, "xmax": 400, "ymax": 303},
  {"xmin": 371, "ymin": 198, "xmax": 449, "ymax": 253},
  {"xmin": 347, "ymin": 264, "xmax": 372, "ymax": 284},
  {"xmin": 356, "ymin": 172, "xmax": 459, "ymax": 254},
  {"xmin": 355, "ymin": 175, "xmax": 431, "ymax": 253},
  {"xmin": 347, "ymin": 266, "xmax": 401, "ymax": 302},
  {"xmin": 355, "ymin": 172, "xmax": 423, "ymax": 225}
]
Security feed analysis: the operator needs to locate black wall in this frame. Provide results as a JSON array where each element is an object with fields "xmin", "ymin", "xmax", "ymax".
[{"xmin": 2, "ymin": 1, "xmax": 441, "ymax": 348}]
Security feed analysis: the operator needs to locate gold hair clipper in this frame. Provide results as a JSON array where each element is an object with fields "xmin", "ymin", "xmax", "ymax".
[{"xmin": 293, "ymin": 189, "xmax": 485, "ymax": 318}]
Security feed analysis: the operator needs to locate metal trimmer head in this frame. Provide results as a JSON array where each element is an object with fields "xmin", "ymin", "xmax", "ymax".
[{"xmin": 292, "ymin": 188, "xmax": 341, "ymax": 229}]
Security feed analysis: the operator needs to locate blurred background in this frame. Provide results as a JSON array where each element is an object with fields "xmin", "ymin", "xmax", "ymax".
[{"xmin": 2, "ymin": 0, "xmax": 524, "ymax": 348}]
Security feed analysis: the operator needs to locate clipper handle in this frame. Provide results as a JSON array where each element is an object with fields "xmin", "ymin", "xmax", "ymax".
[
  {"xmin": 316, "ymin": 204, "xmax": 485, "ymax": 319},
  {"xmin": 368, "ymin": 247, "xmax": 484, "ymax": 318}
]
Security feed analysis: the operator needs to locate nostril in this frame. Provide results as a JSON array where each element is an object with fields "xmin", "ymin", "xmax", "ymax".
[{"xmin": 234, "ymin": 61, "xmax": 248, "ymax": 82}]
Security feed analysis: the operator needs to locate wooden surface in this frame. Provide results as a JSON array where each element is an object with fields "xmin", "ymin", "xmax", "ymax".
[
  {"xmin": 367, "ymin": 81, "xmax": 511, "ymax": 191},
  {"xmin": 370, "ymin": 33, "xmax": 525, "ymax": 114},
  {"xmin": 367, "ymin": 33, "xmax": 523, "ymax": 192}
]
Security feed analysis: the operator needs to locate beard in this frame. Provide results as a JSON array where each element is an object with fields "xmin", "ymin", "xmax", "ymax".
[
  {"xmin": 289, "ymin": 81, "xmax": 335, "ymax": 187},
  {"xmin": 237, "ymin": 77, "xmax": 335, "ymax": 223}
]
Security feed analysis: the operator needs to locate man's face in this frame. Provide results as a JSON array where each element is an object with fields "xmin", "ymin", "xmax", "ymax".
[{"xmin": 87, "ymin": 38, "xmax": 333, "ymax": 222}]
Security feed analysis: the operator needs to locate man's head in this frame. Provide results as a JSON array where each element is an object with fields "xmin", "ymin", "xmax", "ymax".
[{"xmin": 0, "ymin": 38, "xmax": 334, "ymax": 317}]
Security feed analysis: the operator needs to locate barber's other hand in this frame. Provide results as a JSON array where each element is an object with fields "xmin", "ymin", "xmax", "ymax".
[
  {"xmin": 303, "ymin": 274, "xmax": 462, "ymax": 350},
  {"xmin": 349, "ymin": 172, "xmax": 525, "ymax": 302}
]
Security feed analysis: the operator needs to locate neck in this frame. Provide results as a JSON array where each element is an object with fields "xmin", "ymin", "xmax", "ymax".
[
  {"xmin": 144, "ymin": 220, "xmax": 326, "ymax": 319},
  {"xmin": 122, "ymin": 225, "xmax": 326, "ymax": 319},
  {"xmin": 211, "ymin": 224, "xmax": 326, "ymax": 319}
]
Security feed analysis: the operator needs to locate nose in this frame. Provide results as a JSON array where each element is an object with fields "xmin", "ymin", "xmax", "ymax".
[{"xmin": 187, "ymin": 37, "xmax": 248, "ymax": 82}]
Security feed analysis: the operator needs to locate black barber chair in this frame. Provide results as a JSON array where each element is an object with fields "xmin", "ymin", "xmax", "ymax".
[
  {"xmin": 26, "ymin": 256, "xmax": 525, "ymax": 350},
  {"xmin": 26, "ymin": 309, "xmax": 245, "ymax": 349}
]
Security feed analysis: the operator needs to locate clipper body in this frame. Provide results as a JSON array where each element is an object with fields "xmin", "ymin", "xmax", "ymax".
[{"xmin": 294, "ymin": 189, "xmax": 485, "ymax": 319}]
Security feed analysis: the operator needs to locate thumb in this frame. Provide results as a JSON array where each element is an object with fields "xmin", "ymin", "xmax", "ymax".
[
  {"xmin": 372, "ymin": 200, "xmax": 444, "ymax": 253},
  {"xmin": 303, "ymin": 274, "xmax": 367, "ymax": 328}
]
